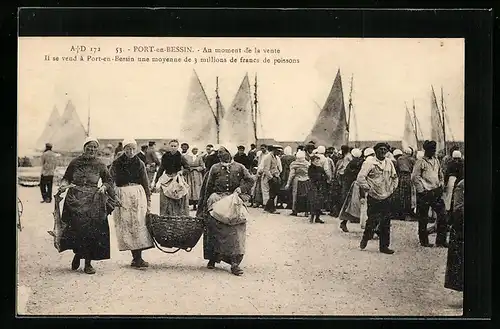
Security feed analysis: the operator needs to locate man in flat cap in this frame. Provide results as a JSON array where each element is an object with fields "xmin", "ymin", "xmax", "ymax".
[
  {"xmin": 40, "ymin": 142, "xmax": 57, "ymax": 203},
  {"xmin": 357, "ymin": 142, "xmax": 399, "ymax": 254},
  {"xmin": 412, "ymin": 140, "xmax": 447, "ymax": 247},
  {"xmin": 233, "ymin": 145, "xmax": 251, "ymax": 170}
]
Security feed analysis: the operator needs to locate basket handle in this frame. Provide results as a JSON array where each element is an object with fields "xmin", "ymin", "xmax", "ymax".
[{"xmin": 150, "ymin": 234, "xmax": 192, "ymax": 254}]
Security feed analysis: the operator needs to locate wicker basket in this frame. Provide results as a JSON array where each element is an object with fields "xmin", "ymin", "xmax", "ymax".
[{"xmin": 146, "ymin": 213, "xmax": 205, "ymax": 253}]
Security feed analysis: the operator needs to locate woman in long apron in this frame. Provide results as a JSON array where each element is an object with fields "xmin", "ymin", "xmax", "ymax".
[
  {"xmin": 278, "ymin": 146, "xmax": 295, "ymax": 209},
  {"xmin": 153, "ymin": 139, "xmax": 190, "ymax": 216},
  {"xmin": 110, "ymin": 138, "xmax": 154, "ymax": 268},
  {"xmin": 58, "ymin": 137, "xmax": 116, "ymax": 274}
]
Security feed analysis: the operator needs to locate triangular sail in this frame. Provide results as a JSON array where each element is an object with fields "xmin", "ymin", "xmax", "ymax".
[
  {"xmin": 402, "ymin": 105, "xmax": 418, "ymax": 151},
  {"xmin": 305, "ymin": 69, "xmax": 347, "ymax": 147},
  {"xmin": 431, "ymin": 86, "xmax": 445, "ymax": 152},
  {"xmin": 36, "ymin": 106, "xmax": 61, "ymax": 151},
  {"xmin": 179, "ymin": 70, "xmax": 218, "ymax": 146},
  {"xmin": 49, "ymin": 100, "xmax": 87, "ymax": 153},
  {"xmin": 219, "ymin": 74, "xmax": 255, "ymax": 149}
]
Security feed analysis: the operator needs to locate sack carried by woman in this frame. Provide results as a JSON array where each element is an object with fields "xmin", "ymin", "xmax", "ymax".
[
  {"xmin": 158, "ymin": 173, "xmax": 189, "ymax": 200},
  {"xmin": 210, "ymin": 192, "xmax": 249, "ymax": 226}
]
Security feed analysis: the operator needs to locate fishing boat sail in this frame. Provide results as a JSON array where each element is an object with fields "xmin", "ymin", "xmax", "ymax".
[
  {"xmin": 49, "ymin": 100, "xmax": 87, "ymax": 153},
  {"xmin": 305, "ymin": 69, "xmax": 348, "ymax": 147},
  {"xmin": 219, "ymin": 73, "xmax": 255, "ymax": 149},
  {"xmin": 402, "ymin": 100, "xmax": 420, "ymax": 152},
  {"xmin": 179, "ymin": 70, "xmax": 218, "ymax": 147},
  {"xmin": 430, "ymin": 85, "xmax": 446, "ymax": 154},
  {"xmin": 35, "ymin": 106, "xmax": 61, "ymax": 151}
]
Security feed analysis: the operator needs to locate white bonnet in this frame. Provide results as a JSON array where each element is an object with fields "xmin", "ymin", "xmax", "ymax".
[
  {"xmin": 393, "ymin": 149, "xmax": 403, "ymax": 156},
  {"xmin": 122, "ymin": 138, "xmax": 137, "ymax": 148},
  {"xmin": 83, "ymin": 136, "xmax": 99, "ymax": 148},
  {"xmin": 351, "ymin": 148, "xmax": 362, "ymax": 158},
  {"xmin": 363, "ymin": 148, "xmax": 375, "ymax": 157}
]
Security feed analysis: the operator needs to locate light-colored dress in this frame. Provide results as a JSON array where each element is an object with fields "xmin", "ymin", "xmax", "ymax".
[
  {"xmin": 183, "ymin": 153, "xmax": 205, "ymax": 203},
  {"xmin": 287, "ymin": 159, "xmax": 310, "ymax": 214}
]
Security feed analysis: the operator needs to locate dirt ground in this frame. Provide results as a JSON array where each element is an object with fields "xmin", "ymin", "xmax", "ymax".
[{"xmin": 16, "ymin": 184, "xmax": 462, "ymax": 316}]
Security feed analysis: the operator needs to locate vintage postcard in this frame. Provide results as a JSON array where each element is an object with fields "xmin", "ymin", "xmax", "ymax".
[{"xmin": 17, "ymin": 37, "xmax": 464, "ymax": 316}]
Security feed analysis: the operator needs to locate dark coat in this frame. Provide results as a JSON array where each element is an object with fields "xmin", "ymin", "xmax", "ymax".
[{"xmin": 308, "ymin": 164, "xmax": 328, "ymax": 213}]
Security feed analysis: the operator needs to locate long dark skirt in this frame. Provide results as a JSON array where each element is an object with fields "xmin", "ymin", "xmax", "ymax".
[
  {"xmin": 308, "ymin": 182, "xmax": 324, "ymax": 215},
  {"xmin": 59, "ymin": 186, "xmax": 110, "ymax": 260},
  {"xmin": 294, "ymin": 180, "xmax": 310, "ymax": 213},
  {"xmin": 329, "ymin": 177, "xmax": 342, "ymax": 216},
  {"xmin": 203, "ymin": 216, "xmax": 245, "ymax": 265},
  {"xmin": 391, "ymin": 172, "xmax": 413, "ymax": 219},
  {"xmin": 252, "ymin": 176, "xmax": 263, "ymax": 205},
  {"xmin": 159, "ymin": 192, "xmax": 189, "ymax": 216},
  {"xmin": 445, "ymin": 211, "xmax": 463, "ymax": 292}
]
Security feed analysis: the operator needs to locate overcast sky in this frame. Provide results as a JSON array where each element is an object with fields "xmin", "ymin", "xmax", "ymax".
[{"xmin": 18, "ymin": 37, "xmax": 464, "ymax": 152}]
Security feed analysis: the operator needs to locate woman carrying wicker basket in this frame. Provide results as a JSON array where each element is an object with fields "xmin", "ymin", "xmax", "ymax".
[
  {"xmin": 153, "ymin": 139, "xmax": 190, "ymax": 217},
  {"xmin": 196, "ymin": 146, "xmax": 255, "ymax": 276},
  {"xmin": 109, "ymin": 138, "xmax": 154, "ymax": 268}
]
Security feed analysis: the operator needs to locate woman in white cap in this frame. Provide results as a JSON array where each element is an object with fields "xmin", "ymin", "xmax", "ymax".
[
  {"xmin": 250, "ymin": 150, "xmax": 264, "ymax": 207},
  {"xmin": 442, "ymin": 150, "xmax": 464, "ymax": 214},
  {"xmin": 196, "ymin": 146, "xmax": 255, "ymax": 276},
  {"xmin": 109, "ymin": 138, "xmax": 153, "ymax": 268},
  {"xmin": 393, "ymin": 147, "xmax": 417, "ymax": 221},
  {"xmin": 153, "ymin": 139, "xmax": 191, "ymax": 216},
  {"xmin": 313, "ymin": 145, "xmax": 333, "ymax": 213},
  {"xmin": 57, "ymin": 137, "xmax": 117, "ymax": 274},
  {"xmin": 285, "ymin": 150, "xmax": 311, "ymax": 216},
  {"xmin": 338, "ymin": 148, "xmax": 364, "ymax": 232},
  {"xmin": 182, "ymin": 145, "xmax": 206, "ymax": 211},
  {"xmin": 278, "ymin": 146, "xmax": 295, "ymax": 210}
]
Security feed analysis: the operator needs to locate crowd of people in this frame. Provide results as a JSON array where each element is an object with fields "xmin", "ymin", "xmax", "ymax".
[{"xmin": 37, "ymin": 137, "xmax": 464, "ymax": 291}]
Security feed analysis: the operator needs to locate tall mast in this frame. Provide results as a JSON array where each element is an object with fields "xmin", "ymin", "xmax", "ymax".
[
  {"xmin": 412, "ymin": 99, "xmax": 419, "ymax": 147},
  {"xmin": 215, "ymin": 76, "xmax": 220, "ymax": 144},
  {"xmin": 441, "ymin": 86, "xmax": 447, "ymax": 155},
  {"xmin": 253, "ymin": 74, "xmax": 258, "ymax": 144},
  {"xmin": 346, "ymin": 73, "xmax": 353, "ymax": 144},
  {"xmin": 87, "ymin": 93, "xmax": 90, "ymax": 137}
]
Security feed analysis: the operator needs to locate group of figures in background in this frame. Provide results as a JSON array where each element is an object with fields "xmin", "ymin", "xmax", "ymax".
[{"xmin": 35, "ymin": 137, "xmax": 464, "ymax": 289}]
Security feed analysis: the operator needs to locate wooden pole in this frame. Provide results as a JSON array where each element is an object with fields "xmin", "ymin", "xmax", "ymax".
[
  {"xmin": 215, "ymin": 76, "xmax": 220, "ymax": 144},
  {"xmin": 347, "ymin": 73, "xmax": 353, "ymax": 144},
  {"xmin": 412, "ymin": 99, "xmax": 419, "ymax": 148},
  {"xmin": 441, "ymin": 86, "xmax": 447, "ymax": 155},
  {"xmin": 253, "ymin": 74, "xmax": 258, "ymax": 145}
]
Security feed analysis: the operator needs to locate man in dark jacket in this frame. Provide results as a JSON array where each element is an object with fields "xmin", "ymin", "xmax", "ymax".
[
  {"xmin": 233, "ymin": 145, "xmax": 250, "ymax": 169},
  {"xmin": 247, "ymin": 144, "xmax": 257, "ymax": 168},
  {"xmin": 137, "ymin": 144, "xmax": 148, "ymax": 163}
]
